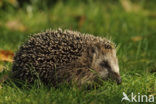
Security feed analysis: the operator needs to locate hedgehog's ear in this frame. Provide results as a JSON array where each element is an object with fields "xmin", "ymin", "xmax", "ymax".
[{"xmin": 88, "ymin": 44, "xmax": 99, "ymax": 56}]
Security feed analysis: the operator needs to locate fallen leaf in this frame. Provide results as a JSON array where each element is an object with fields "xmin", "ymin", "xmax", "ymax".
[
  {"xmin": 8, "ymin": 0, "xmax": 18, "ymax": 7},
  {"xmin": 0, "ymin": 65, "xmax": 5, "ymax": 73},
  {"xmin": 0, "ymin": 50, "xmax": 14, "ymax": 62},
  {"xmin": 0, "ymin": 0, "xmax": 3, "ymax": 7},
  {"xmin": 120, "ymin": 0, "xmax": 132, "ymax": 12},
  {"xmin": 131, "ymin": 36, "xmax": 143, "ymax": 42},
  {"xmin": 0, "ymin": 74, "xmax": 8, "ymax": 84},
  {"xmin": 5, "ymin": 20, "xmax": 26, "ymax": 32},
  {"xmin": 78, "ymin": 16, "xmax": 86, "ymax": 28},
  {"xmin": 75, "ymin": 15, "xmax": 86, "ymax": 28},
  {"xmin": 120, "ymin": 0, "xmax": 142, "ymax": 12}
]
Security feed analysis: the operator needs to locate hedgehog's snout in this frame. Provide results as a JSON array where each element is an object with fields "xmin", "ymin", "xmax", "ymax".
[
  {"xmin": 111, "ymin": 71, "xmax": 122, "ymax": 85},
  {"xmin": 116, "ymin": 74, "xmax": 122, "ymax": 85}
]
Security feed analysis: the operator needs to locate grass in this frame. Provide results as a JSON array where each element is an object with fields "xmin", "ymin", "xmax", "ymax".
[{"xmin": 0, "ymin": 0, "xmax": 156, "ymax": 104}]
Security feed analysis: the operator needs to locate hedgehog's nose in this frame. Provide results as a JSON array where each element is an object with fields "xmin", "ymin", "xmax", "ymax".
[
  {"xmin": 113, "ymin": 72, "xmax": 122, "ymax": 85},
  {"xmin": 116, "ymin": 76, "xmax": 122, "ymax": 85}
]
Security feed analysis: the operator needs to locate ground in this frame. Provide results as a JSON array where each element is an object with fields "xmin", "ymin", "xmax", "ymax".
[{"xmin": 0, "ymin": 0, "xmax": 156, "ymax": 104}]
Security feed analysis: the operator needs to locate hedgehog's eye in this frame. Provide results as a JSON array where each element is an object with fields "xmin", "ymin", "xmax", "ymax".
[
  {"xmin": 104, "ymin": 44, "xmax": 112, "ymax": 49},
  {"xmin": 100, "ymin": 60, "xmax": 110, "ymax": 69}
]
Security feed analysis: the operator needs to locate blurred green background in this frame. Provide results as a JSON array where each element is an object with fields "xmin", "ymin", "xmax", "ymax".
[{"xmin": 0, "ymin": 0, "xmax": 156, "ymax": 104}]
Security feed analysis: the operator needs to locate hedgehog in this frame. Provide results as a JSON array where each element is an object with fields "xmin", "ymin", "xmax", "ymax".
[{"xmin": 11, "ymin": 28, "xmax": 122, "ymax": 87}]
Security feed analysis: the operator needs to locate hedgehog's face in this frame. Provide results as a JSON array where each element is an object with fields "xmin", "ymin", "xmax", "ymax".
[{"xmin": 89, "ymin": 43, "xmax": 121, "ymax": 85}]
